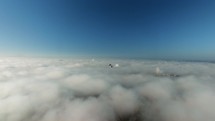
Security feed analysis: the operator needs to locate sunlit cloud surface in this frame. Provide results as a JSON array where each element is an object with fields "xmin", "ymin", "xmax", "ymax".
[{"xmin": 1, "ymin": 57, "xmax": 215, "ymax": 121}]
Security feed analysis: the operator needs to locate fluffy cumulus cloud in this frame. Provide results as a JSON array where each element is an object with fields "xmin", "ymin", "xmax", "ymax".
[{"xmin": 0, "ymin": 57, "xmax": 215, "ymax": 121}]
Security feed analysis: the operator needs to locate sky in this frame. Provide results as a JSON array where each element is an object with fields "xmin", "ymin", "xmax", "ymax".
[{"xmin": 0, "ymin": 0, "xmax": 215, "ymax": 60}]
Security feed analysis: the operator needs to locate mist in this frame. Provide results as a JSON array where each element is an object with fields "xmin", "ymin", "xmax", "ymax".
[{"xmin": 1, "ymin": 57, "xmax": 215, "ymax": 121}]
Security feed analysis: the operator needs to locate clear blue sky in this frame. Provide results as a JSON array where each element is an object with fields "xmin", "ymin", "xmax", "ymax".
[{"xmin": 0, "ymin": 0, "xmax": 215, "ymax": 60}]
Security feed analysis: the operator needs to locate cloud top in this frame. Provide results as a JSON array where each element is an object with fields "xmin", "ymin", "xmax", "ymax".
[{"xmin": 0, "ymin": 57, "xmax": 215, "ymax": 121}]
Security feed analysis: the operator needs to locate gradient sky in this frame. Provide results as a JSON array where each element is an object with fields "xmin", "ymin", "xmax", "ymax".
[{"xmin": 0, "ymin": 0, "xmax": 215, "ymax": 60}]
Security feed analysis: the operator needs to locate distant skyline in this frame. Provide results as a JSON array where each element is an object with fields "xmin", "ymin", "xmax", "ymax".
[{"xmin": 0, "ymin": 0, "xmax": 215, "ymax": 61}]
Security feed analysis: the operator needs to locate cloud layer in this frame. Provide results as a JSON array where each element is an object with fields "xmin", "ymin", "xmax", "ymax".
[{"xmin": 0, "ymin": 57, "xmax": 215, "ymax": 121}]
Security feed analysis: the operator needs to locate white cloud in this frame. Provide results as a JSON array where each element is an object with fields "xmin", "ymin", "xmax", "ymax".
[{"xmin": 0, "ymin": 57, "xmax": 215, "ymax": 121}]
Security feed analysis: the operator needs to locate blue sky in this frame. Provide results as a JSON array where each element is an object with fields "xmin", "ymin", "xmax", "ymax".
[{"xmin": 0, "ymin": 0, "xmax": 215, "ymax": 60}]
